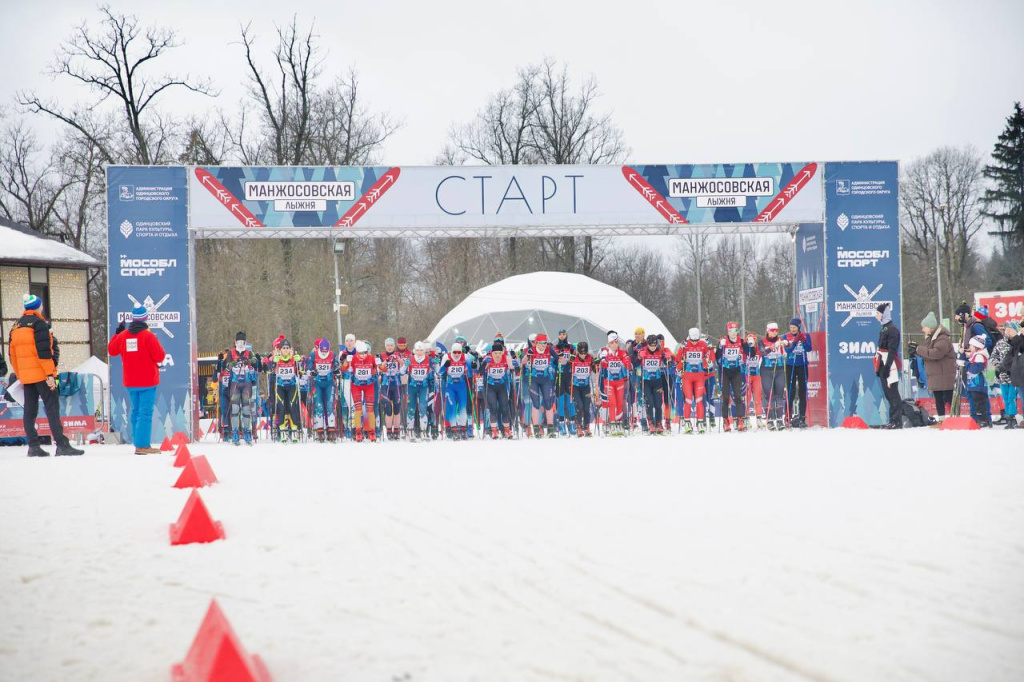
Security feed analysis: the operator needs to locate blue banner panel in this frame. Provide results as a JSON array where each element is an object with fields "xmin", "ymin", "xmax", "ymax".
[
  {"xmin": 106, "ymin": 167, "xmax": 191, "ymax": 442},
  {"xmin": 824, "ymin": 162, "xmax": 901, "ymax": 426},
  {"xmin": 795, "ymin": 222, "xmax": 828, "ymax": 426}
]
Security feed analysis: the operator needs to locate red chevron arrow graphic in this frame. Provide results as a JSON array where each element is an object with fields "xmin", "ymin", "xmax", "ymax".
[
  {"xmin": 194, "ymin": 168, "xmax": 264, "ymax": 228},
  {"xmin": 621, "ymin": 166, "xmax": 688, "ymax": 225},
  {"xmin": 753, "ymin": 162, "xmax": 817, "ymax": 223},
  {"xmin": 335, "ymin": 167, "xmax": 401, "ymax": 229}
]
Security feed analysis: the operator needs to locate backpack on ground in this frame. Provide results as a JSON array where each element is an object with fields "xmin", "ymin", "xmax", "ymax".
[{"xmin": 901, "ymin": 399, "xmax": 935, "ymax": 428}]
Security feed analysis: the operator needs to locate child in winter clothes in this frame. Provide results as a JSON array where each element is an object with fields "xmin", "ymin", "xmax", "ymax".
[{"xmin": 962, "ymin": 334, "xmax": 992, "ymax": 427}]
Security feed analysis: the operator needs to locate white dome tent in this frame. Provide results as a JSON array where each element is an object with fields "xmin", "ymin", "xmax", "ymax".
[{"xmin": 428, "ymin": 272, "xmax": 678, "ymax": 352}]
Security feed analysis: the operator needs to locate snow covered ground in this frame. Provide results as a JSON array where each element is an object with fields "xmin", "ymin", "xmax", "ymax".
[{"xmin": 2, "ymin": 428, "xmax": 1023, "ymax": 682}]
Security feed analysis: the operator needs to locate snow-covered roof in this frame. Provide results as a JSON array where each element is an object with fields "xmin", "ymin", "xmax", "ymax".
[
  {"xmin": 0, "ymin": 218, "xmax": 102, "ymax": 268},
  {"xmin": 428, "ymin": 272, "xmax": 678, "ymax": 349}
]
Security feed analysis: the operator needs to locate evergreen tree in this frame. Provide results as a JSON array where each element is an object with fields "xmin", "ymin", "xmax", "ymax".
[{"xmin": 982, "ymin": 102, "xmax": 1024, "ymax": 247}]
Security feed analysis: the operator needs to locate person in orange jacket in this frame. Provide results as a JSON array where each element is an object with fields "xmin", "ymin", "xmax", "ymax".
[
  {"xmin": 108, "ymin": 305, "xmax": 166, "ymax": 454},
  {"xmin": 8, "ymin": 294, "xmax": 83, "ymax": 457}
]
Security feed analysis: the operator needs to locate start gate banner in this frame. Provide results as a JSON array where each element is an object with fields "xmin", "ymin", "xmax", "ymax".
[
  {"xmin": 824, "ymin": 161, "xmax": 902, "ymax": 427},
  {"xmin": 106, "ymin": 166, "xmax": 192, "ymax": 442},
  {"xmin": 187, "ymin": 163, "xmax": 824, "ymax": 231}
]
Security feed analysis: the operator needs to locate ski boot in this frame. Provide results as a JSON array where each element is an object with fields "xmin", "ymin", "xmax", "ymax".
[
  {"xmin": 683, "ymin": 419, "xmax": 694, "ymax": 435},
  {"xmin": 1006, "ymin": 418, "xmax": 1018, "ymax": 429},
  {"xmin": 697, "ymin": 419, "xmax": 707, "ymax": 434},
  {"xmin": 707, "ymin": 416, "xmax": 716, "ymax": 430},
  {"xmin": 723, "ymin": 418, "xmax": 732, "ymax": 432},
  {"xmin": 490, "ymin": 426, "xmax": 500, "ymax": 439},
  {"xmin": 737, "ymin": 417, "xmax": 746, "ymax": 432},
  {"xmin": 756, "ymin": 416, "xmax": 766, "ymax": 430},
  {"xmin": 232, "ymin": 429, "xmax": 241, "ymax": 446},
  {"xmin": 547, "ymin": 424, "xmax": 558, "ymax": 438},
  {"xmin": 774, "ymin": 419, "xmax": 786, "ymax": 430},
  {"xmin": 367, "ymin": 429, "xmax": 377, "ymax": 442},
  {"xmin": 503, "ymin": 425, "xmax": 513, "ymax": 439},
  {"xmin": 354, "ymin": 429, "xmax": 364, "ymax": 443}
]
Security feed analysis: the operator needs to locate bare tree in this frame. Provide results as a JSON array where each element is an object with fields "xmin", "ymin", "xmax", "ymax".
[
  {"xmin": 0, "ymin": 120, "xmax": 72, "ymax": 231},
  {"xmin": 900, "ymin": 146, "xmax": 986, "ymax": 320},
  {"xmin": 18, "ymin": 5, "xmax": 213, "ymax": 164}
]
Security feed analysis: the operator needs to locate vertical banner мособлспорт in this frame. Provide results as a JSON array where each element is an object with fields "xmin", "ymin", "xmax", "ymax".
[
  {"xmin": 107, "ymin": 166, "xmax": 192, "ymax": 442},
  {"xmin": 795, "ymin": 222, "xmax": 827, "ymax": 426},
  {"xmin": 824, "ymin": 161, "xmax": 901, "ymax": 427}
]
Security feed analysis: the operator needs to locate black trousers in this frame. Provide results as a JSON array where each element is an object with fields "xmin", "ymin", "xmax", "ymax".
[
  {"xmin": 786, "ymin": 365, "xmax": 808, "ymax": 420},
  {"xmin": 23, "ymin": 381, "xmax": 69, "ymax": 447},
  {"xmin": 485, "ymin": 384, "xmax": 511, "ymax": 429},
  {"xmin": 932, "ymin": 389, "xmax": 953, "ymax": 416},
  {"xmin": 721, "ymin": 368, "xmax": 745, "ymax": 419},
  {"xmin": 572, "ymin": 384, "xmax": 592, "ymax": 427},
  {"xmin": 643, "ymin": 379, "xmax": 664, "ymax": 425},
  {"xmin": 276, "ymin": 383, "xmax": 302, "ymax": 431},
  {"xmin": 881, "ymin": 377, "xmax": 903, "ymax": 424}
]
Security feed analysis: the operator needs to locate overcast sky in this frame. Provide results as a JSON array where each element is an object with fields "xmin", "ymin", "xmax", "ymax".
[{"xmin": 2, "ymin": 0, "xmax": 1022, "ymax": 168}]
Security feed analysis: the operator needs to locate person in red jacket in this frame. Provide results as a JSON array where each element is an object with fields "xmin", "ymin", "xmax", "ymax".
[
  {"xmin": 600, "ymin": 331, "xmax": 632, "ymax": 434},
  {"xmin": 677, "ymin": 327, "xmax": 712, "ymax": 434},
  {"xmin": 108, "ymin": 305, "xmax": 166, "ymax": 455}
]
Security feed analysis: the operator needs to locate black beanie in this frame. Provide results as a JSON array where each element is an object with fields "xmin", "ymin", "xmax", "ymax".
[{"xmin": 236, "ymin": 331, "xmax": 247, "ymax": 341}]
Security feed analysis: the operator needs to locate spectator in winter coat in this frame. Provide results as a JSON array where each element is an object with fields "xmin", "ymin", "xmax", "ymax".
[
  {"xmin": 108, "ymin": 305, "xmax": 166, "ymax": 455},
  {"xmin": 910, "ymin": 311, "xmax": 957, "ymax": 417},
  {"xmin": 961, "ymin": 335, "xmax": 992, "ymax": 427},
  {"xmin": 874, "ymin": 303, "xmax": 903, "ymax": 428},
  {"xmin": 8, "ymin": 294, "xmax": 84, "ymax": 457},
  {"xmin": 989, "ymin": 323, "xmax": 1017, "ymax": 428},
  {"xmin": 999, "ymin": 321, "xmax": 1023, "ymax": 428}
]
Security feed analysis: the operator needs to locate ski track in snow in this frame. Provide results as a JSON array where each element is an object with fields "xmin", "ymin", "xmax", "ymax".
[{"xmin": 1, "ymin": 428, "xmax": 1023, "ymax": 681}]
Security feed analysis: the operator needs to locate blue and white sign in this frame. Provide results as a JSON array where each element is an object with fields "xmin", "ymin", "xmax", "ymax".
[
  {"xmin": 824, "ymin": 161, "xmax": 901, "ymax": 426},
  {"xmin": 107, "ymin": 166, "xmax": 192, "ymax": 442}
]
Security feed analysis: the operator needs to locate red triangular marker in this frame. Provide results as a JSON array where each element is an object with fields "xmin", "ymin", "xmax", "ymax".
[
  {"xmin": 939, "ymin": 416, "xmax": 980, "ymax": 430},
  {"xmin": 173, "ymin": 444, "xmax": 193, "ymax": 467},
  {"xmin": 169, "ymin": 490, "xmax": 225, "ymax": 545},
  {"xmin": 172, "ymin": 599, "xmax": 272, "ymax": 682},
  {"xmin": 172, "ymin": 431, "xmax": 190, "ymax": 447},
  {"xmin": 841, "ymin": 416, "xmax": 869, "ymax": 429},
  {"xmin": 160, "ymin": 437, "xmax": 175, "ymax": 452},
  {"xmin": 174, "ymin": 456, "xmax": 219, "ymax": 489}
]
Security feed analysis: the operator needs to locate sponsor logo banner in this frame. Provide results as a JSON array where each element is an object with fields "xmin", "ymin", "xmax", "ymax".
[
  {"xmin": 795, "ymin": 223, "xmax": 827, "ymax": 426},
  {"xmin": 107, "ymin": 166, "xmax": 191, "ymax": 441},
  {"xmin": 974, "ymin": 290, "xmax": 1024, "ymax": 324},
  {"xmin": 824, "ymin": 162, "xmax": 901, "ymax": 426}
]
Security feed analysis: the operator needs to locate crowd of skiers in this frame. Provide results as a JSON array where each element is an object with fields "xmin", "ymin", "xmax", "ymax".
[{"xmin": 211, "ymin": 318, "xmax": 816, "ymax": 445}]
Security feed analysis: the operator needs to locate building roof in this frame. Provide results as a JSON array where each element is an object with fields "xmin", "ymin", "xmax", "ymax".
[
  {"xmin": 0, "ymin": 218, "xmax": 103, "ymax": 268},
  {"xmin": 428, "ymin": 271, "xmax": 678, "ymax": 350}
]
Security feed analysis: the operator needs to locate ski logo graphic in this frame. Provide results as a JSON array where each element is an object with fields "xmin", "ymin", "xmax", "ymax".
[
  {"xmin": 835, "ymin": 283, "xmax": 889, "ymax": 327},
  {"xmin": 335, "ymin": 168, "xmax": 401, "ymax": 229},
  {"xmin": 122, "ymin": 294, "xmax": 180, "ymax": 338},
  {"xmin": 621, "ymin": 167, "xmax": 688, "ymax": 225},
  {"xmin": 119, "ymin": 220, "xmax": 134, "ymax": 238},
  {"xmin": 754, "ymin": 162, "xmax": 818, "ymax": 223},
  {"xmin": 194, "ymin": 168, "xmax": 264, "ymax": 229}
]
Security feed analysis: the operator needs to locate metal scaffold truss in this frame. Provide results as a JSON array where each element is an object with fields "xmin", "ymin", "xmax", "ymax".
[{"xmin": 189, "ymin": 222, "xmax": 796, "ymax": 240}]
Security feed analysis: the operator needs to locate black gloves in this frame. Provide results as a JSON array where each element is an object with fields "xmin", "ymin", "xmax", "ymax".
[{"xmin": 115, "ymin": 321, "xmax": 126, "ymax": 335}]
